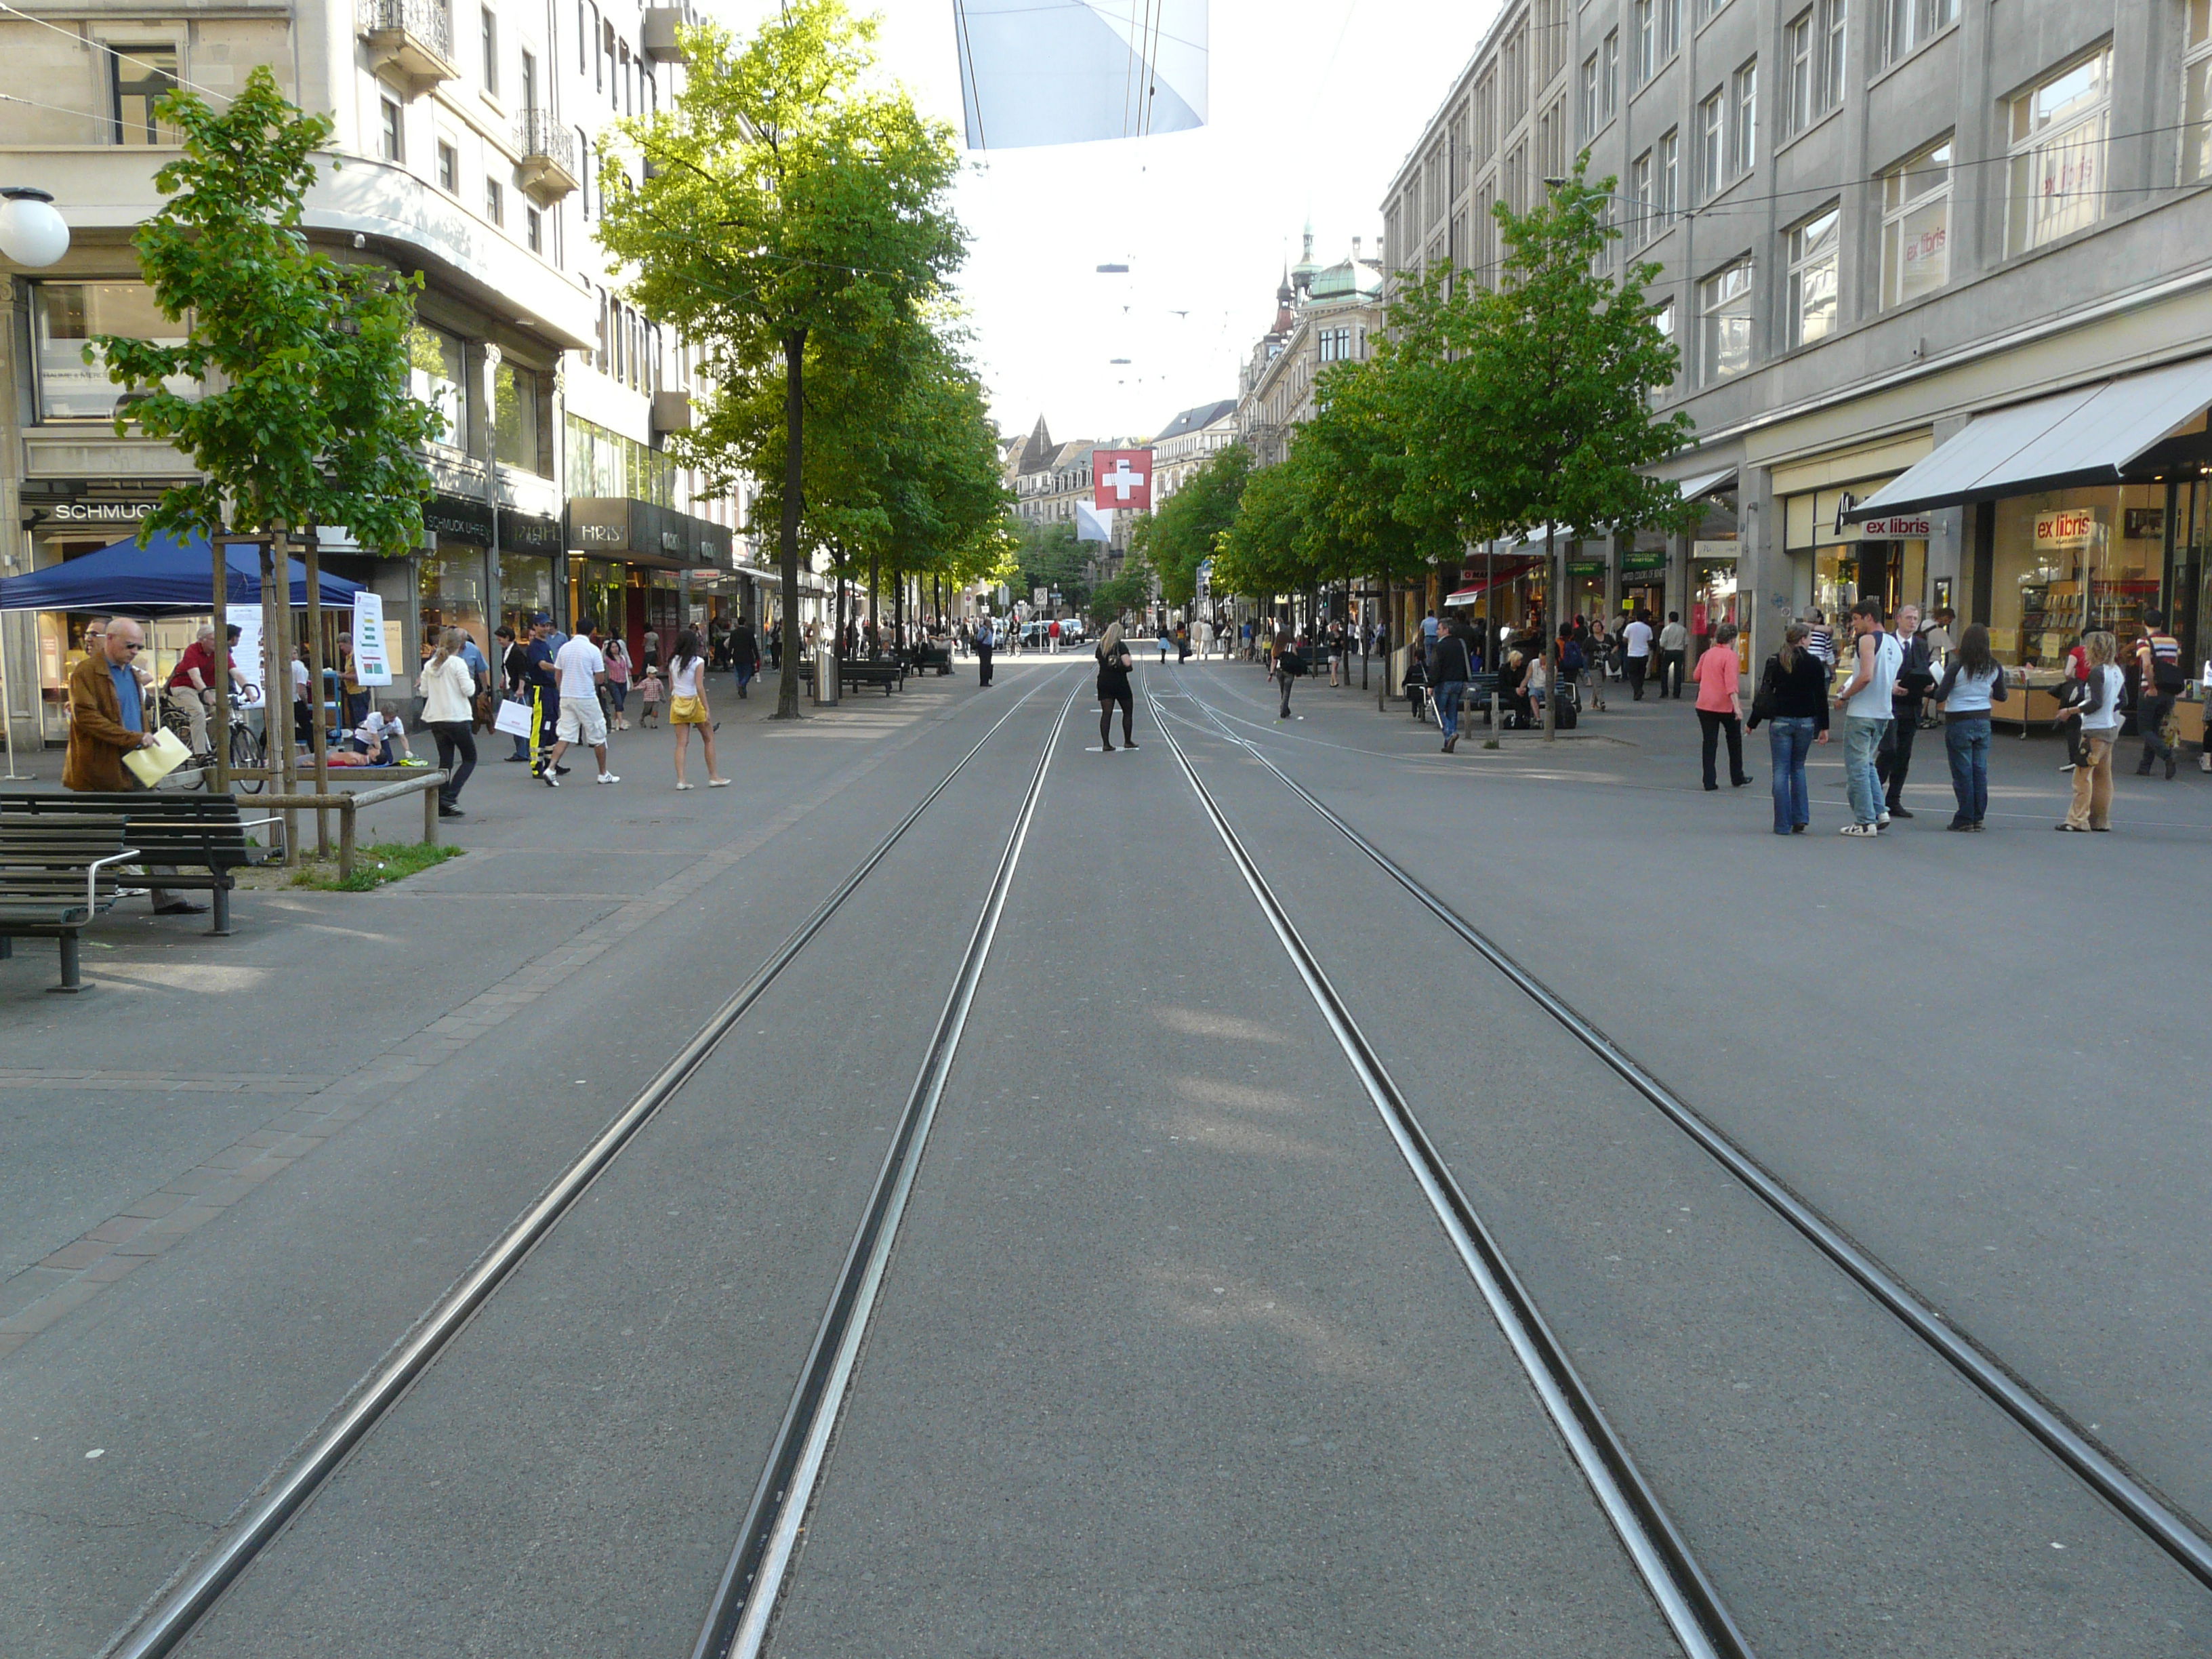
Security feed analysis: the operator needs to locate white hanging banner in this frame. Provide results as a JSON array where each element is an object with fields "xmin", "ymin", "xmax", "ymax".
[
  {"xmin": 225, "ymin": 604, "xmax": 265, "ymax": 694},
  {"xmin": 352, "ymin": 591, "xmax": 393, "ymax": 686},
  {"xmin": 954, "ymin": 0, "xmax": 1208, "ymax": 149}
]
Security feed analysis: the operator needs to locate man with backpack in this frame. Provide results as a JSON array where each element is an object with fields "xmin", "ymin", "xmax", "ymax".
[
  {"xmin": 1431, "ymin": 619, "xmax": 1473, "ymax": 752},
  {"xmin": 2135, "ymin": 609, "xmax": 2184, "ymax": 779}
]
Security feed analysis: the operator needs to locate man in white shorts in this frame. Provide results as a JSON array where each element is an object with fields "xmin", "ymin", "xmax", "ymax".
[{"xmin": 537, "ymin": 617, "xmax": 618, "ymax": 787}]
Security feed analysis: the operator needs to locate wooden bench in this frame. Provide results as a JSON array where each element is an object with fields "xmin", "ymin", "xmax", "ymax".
[
  {"xmin": 0, "ymin": 814, "xmax": 139, "ymax": 992},
  {"xmin": 3, "ymin": 793, "xmax": 276, "ymax": 936},
  {"xmin": 808, "ymin": 658, "xmax": 905, "ymax": 697},
  {"xmin": 911, "ymin": 644, "xmax": 953, "ymax": 677}
]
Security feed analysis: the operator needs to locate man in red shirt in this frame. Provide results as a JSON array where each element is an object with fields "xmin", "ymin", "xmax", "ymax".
[{"xmin": 165, "ymin": 623, "xmax": 233, "ymax": 757}]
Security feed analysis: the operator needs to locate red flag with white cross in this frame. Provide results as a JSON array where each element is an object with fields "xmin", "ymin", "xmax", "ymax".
[{"xmin": 1092, "ymin": 449, "xmax": 1153, "ymax": 511}]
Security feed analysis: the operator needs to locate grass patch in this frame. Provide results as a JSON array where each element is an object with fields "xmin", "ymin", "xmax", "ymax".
[{"xmin": 289, "ymin": 841, "xmax": 464, "ymax": 893}]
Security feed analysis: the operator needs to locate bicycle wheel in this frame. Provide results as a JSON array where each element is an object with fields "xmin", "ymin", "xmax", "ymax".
[{"xmin": 229, "ymin": 724, "xmax": 266, "ymax": 794}]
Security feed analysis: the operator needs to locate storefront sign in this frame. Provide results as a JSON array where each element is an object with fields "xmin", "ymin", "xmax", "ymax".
[
  {"xmin": 503, "ymin": 511, "xmax": 563, "ymax": 554},
  {"xmin": 423, "ymin": 494, "xmax": 495, "ymax": 544},
  {"xmin": 352, "ymin": 592, "xmax": 392, "ymax": 687},
  {"xmin": 1692, "ymin": 539, "xmax": 1740, "ymax": 560},
  {"xmin": 1854, "ymin": 516, "xmax": 1930, "ymax": 538},
  {"xmin": 44, "ymin": 500, "xmax": 157, "ymax": 525},
  {"xmin": 1620, "ymin": 553, "xmax": 1666, "ymax": 573},
  {"xmin": 2034, "ymin": 508, "xmax": 2098, "ymax": 550},
  {"xmin": 1566, "ymin": 560, "xmax": 1605, "ymax": 575}
]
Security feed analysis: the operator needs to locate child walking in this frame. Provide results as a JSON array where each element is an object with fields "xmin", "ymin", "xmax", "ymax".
[{"xmin": 637, "ymin": 665, "xmax": 663, "ymax": 729}]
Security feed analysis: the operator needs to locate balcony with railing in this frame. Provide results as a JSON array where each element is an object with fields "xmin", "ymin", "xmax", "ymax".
[
  {"xmin": 359, "ymin": 0, "xmax": 458, "ymax": 97},
  {"xmin": 514, "ymin": 110, "xmax": 579, "ymax": 205}
]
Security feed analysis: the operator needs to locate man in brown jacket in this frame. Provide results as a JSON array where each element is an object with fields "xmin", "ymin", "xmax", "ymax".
[{"xmin": 64, "ymin": 616, "xmax": 201, "ymax": 914}]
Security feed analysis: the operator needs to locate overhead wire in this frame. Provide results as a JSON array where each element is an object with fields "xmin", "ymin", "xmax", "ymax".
[{"xmin": 0, "ymin": 2, "xmax": 235, "ymax": 105}]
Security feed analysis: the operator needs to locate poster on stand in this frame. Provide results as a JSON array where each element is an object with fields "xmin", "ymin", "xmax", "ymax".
[
  {"xmin": 352, "ymin": 592, "xmax": 392, "ymax": 686},
  {"xmin": 225, "ymin": 604, "xmax": 264, "ymax": 695}
]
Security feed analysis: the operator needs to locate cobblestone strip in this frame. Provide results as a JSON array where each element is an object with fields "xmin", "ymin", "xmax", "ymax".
[{"xmin": 0, "ymin": 703, "xmax": 972, "ymax": 1358}]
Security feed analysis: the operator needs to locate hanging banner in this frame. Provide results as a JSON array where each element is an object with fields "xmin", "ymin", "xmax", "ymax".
[
  {"xmin": 225, "ymin": 604, "xmax": 265, "ymax": 694},
  {"xmin": 352, "ymin": 591, "xmax": 393, "ymax": 686}
]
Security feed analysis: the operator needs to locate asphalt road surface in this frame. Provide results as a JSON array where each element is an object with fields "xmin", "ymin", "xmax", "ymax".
[{"xmin": 5, "ymin": 652, "xmax": 2209, "ymax": 1658}]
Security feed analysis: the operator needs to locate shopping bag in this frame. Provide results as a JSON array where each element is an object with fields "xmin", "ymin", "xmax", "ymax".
[
  {"xmin": 493, "ymin": 697, "xmax": 535, "ymax": 739},
  {"xmin": 123, "ymin": 725, "xmax": 192, "ymax": 787}
]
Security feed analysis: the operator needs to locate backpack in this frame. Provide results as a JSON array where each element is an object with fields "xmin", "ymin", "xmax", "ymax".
[
  {"xmin": 1561, "ymin": 641, "xmax": 1585, "ymax": 674},
  {"xmin": 2148, "ymin": 634, "xmax": 2186, "ymax": 693}
]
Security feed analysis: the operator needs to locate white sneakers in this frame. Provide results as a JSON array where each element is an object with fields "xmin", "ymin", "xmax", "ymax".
[
  {"xmin": 596, "ymin": 772, "xmax": 619, "ymax": 785},
  {"xmin": 708, "ymin": 778, "xmax": 731, "ymax": 787},
  {"xmin": 675, "ymin": 781, "xmax": 695, "ymax": 790}
]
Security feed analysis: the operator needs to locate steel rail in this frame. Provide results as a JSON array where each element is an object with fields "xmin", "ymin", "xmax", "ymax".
[
  {"xmin": 1168, "ymin": 671, "xmax": 2212, "ymax": 1595},
  {"xmin": 693, "ymin": 684, "xmax": 1080, "ymax": 1659},
  {"xmin": 102, "ymin": 672, "xmax": 1073, "ymax": 1659},
  {"xmin": 1145, "ymin": 691, "xmax": 1755, "ymax": 1659}
]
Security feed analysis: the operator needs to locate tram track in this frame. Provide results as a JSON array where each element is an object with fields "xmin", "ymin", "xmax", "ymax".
[
  {"xmin": 100, "ymin": 672, "xmax": 1078, "ymax": 1659},
  {"xmin": 1158, "ymin": 669, "xmax": 2212, "ymax": 1598},
  {"xmin": 1145, "ymin": 690, "xmax": 1754, "ymax": 1659}
]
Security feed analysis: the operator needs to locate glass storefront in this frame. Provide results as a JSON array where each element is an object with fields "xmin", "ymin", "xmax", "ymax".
[
  {"xmin": 1620, "ymin": 553, "xmax": 1666, "ymax": 617},
  {"xmin": 1786, "ymin": 477, "xmax": 1927, "ymax": 628},
  {"xmin": 1691, "ymin": 558, "xmax": 1745, "ymax": 668},
  {"xmin": 1989, "ymin": 484, "xmax": 2167, "ymax": 666},
  {"xmin": 499, "ymin": 553, "xmax": 556, "ymax": 636},
  {"xmin": 569, "ymin": 558, "xmax": 628, "ymax": 640},
  {"xmin": 419, "ymin": 546, "xmax": 489, "ymax": 660},
  {"xmin": 1568, "ymin": 560, "xmax": 1606, "ymax": 625}
]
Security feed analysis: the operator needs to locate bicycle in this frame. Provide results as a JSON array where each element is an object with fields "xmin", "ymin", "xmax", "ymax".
[{"xmin": 222, "ymin": 687, "xmax": 266, "ymax": 793}]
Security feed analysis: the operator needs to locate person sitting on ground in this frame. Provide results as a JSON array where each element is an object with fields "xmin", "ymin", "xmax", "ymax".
[{"xmin": 351, "ymin": 701, "xmax": 413, "ymax": 765}]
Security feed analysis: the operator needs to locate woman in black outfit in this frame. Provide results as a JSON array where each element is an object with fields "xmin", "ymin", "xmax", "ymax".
[
  {"xmin": 1096, "ymin": 621, "xmax": 1136, "ymax": 750},
  {"xmin": 1744, "ymin": 620, "xmax": 1830, "ymax": 834}
]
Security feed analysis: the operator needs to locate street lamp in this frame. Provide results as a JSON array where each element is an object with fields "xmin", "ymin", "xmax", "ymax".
[{"xmin": 0, "ymin": 188, "xmax": 70, "ymax": 267}]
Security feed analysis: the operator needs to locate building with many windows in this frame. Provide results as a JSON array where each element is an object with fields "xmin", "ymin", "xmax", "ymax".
[
  {"xmin": 1235, "ymin": 229, "xmax": 1385, "ymax": 468},
  {"xmin": 1384, "ymin": 1, "xmax": 2212, "ymax": 702},
  {"xmin": 0, "ymin": 0, "xmax": 766, "ymax": 753},
  {"xmin": 1150, "ymin": 398, "xmax": 1237, "ymax": 501}
]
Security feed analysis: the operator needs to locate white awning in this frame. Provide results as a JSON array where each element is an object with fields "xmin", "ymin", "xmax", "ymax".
[
  {"xmin": 1849, "ymin": 356, "xmax": 2212, "ymax": 519},
  {"xmin": 1672, "ymin": 466, "xmax": 1738, "ymax": 501}
]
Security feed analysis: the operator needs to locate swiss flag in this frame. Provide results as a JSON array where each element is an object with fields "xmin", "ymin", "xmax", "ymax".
[{"xmin": 1092, "ymin": 448, "xmax": 1153, "ymax": 511}]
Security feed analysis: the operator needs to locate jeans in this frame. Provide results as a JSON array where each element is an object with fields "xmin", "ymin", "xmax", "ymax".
[
  {"xmin": 1626, "ymin": 655, "xmax": 1648, "ymax": 699},
  {"xmin": 1766, "ymin": 717, "xmax": 1817, "ymax": 832},
  {"xmin": 1697, "ymin": 708, "xmax": 1746, "ymax": 787},
  {"xmin": 1277, "ymin": 672, "xmax": 1294, "ymax": 716},
  {"xmin": 1944, "ymin": 716, "xmax": 1990, "ymax": 825},
  {"xmin": 1843, "ymin": 714, "xmax": 1890, "ymax": 825},
  {"xmin": 1433, "ymin": 678, "xmax": 1465, "ymax": 739},
  {"xmin": 2138, "ymin": 692, "xmax": 2177, "ymax": 769},
  {"xmin": 1658, "ymin": 649, "xmax": 1685, "ymax": 698},
  {"xmin": 429, "ymin": 720, "xmax": 476, "ymax": 804}
]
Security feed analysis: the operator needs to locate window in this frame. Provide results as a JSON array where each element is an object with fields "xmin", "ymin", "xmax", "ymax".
[
  {"xmin": 1319, "ymin": 325, "xmax": 1353, "ymax": 363},
  {"xmin": 493, "ymin": 361, "xmax": 541, "ymax": 471},
  {"xmin": 485, "ymin": 177, "xmax": 504, "ymax": 226},
  {"xmin": 525, "ymin": 205, "xmax": 543, "ymax": 253},
  {"xmin": 436, "ymin": 140, "xmax": 458, "ymax": 193},
  {"xmin": 32, "ymin": 282, "xmax": 191, "ymax": 419},
  {"xmin": 1730, "ymin": 60, "xmax": 1757, "ymax": 174},
  {"xmin": 1631, "ymin": 150, "xmax": 1654, "ymax": 241},
  {"xmin": 378, "ymin": 96, "xmax": 404, "ymax": 163},
  {"xmin": 1581, "ymin": 54, "xmax": 1600, "ymax": 142},
  {"xmin": 577, "ymin": 129, "xmax": 592, "ymax": 216},
  {"xmin": 1879, "ymin": 0, "xmax": 1954, "ymax": 69},
  {"xmin": 521, "ymin": 48, "xmax": 538, "ymax": 115},
  {"xmin": 1880, "ymin": 136, "xmax": 1952, "ymax": 307},
  {"xmin": 1786, "ymin": 205, "xmax": 1839, "ymax": 348},
  {"xmin": 2006, "ymin": 47, "xmax": 2111, "ymax": 257},
  {"xmin": 480, "ymin": 8, "xmax": 498, "ymax": 93},
  {"xmin": 1659, "ymin": 0, "xmax": 1682, "ymax": 60},
  {"xmin": 1786, "ymin": 12, "xmax": 1814, "ymax": 134},
  {"xmin": 1821, "ymin": 0, "xmax": 1846, "ymax": 110},
  {"xmin": 2186, "ymin": 1, "xmax": 2212, "ymax": 184},
  {"xmin": 1699, "ymin": 259, "xmax": 1753, "ymax": 384},
  {"xmin": 1698, "ymin": 90, "xmax": 1725, "ymax": 196},
  {"xmin": 1635, "ymin": 0, "xmax": 1656, "ymax": 85},
  {"xmin": 1603, "ymin": 30, "xmax": 1620, "ymax": 121},
  {"xmin": 110, "ymin": 42, "xmax": 178, "ymax": 146},
  {"xmin": 408, "ymin": 324, "xmax": 468, "ymax": 448},
  {"xmin": 577, "ymin": 0, "xmax": 588, "ymax": 71},
  {"xmin": 1653, "ymin": 299, "xmax": 1678, "ymax": 388},
  {"xmin": 1657, "ymin": 129, "xmax": 1679, "ymax": 224}
]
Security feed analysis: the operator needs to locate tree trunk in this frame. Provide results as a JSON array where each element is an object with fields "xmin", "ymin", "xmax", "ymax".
[
  {"xmin": 868, "ymin": 554, "xmax": 880, "ymax": 656},
  {"xmin": 1543, "ymin": 521, "xmax": 1559, "ymax": 741},
  {"xmin": 303, "ymin": 530, "xmax": 326, "ymax": 848},
  {"xmin": 773, "ymin": 328, "xmax": 807, "ymax": 719},
  {"xmin": 211, "ymin": 535, "xmax": 232, "ymax": 794}
]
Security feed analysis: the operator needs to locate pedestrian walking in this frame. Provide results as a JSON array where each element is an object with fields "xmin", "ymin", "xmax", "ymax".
[
  {"xmin": 63, "ymin": 616, "xmax": 199, "ymax": 914},
  {"xmin": 1832, "ymin": 596, "xmax": 1902, "ymax": 836},
  {"xmin": 1656, "ymin": 611, "xmax": 1689, "ymax": 699},
  {"xmin": 1876, "ymin": 602, "xmax": 1933, "ymax": 817},
  {"xmin": 535, "ymin": 617, "xmax": 617, "ymax": 786},
  {"xmin": 417, "ymin": 628, "xmax": 478, "ymax": 817},
  {"xmin": 1932, "ymin": 623, "xmax": 2006, "ymax": 831},
  {"xmin": 642, "ymin": 628, "xmax": 661, "ymax": 672},
  {"xmin": 667, "ymin": 629, "xmax": 729, "ymax": 790},
  {"xmin": 1048, "ymin": 616, "xmax": 1063, "ymax": 653},
  {"xmin": 1275, "ymin": 633, "xmax": 1308, "ymax": 718},
  {"xmin": 2056, "ymin": 631, "xmax": 2124, "ymax": 831},
  {"xmin": 523, "ymin": 615, "xmax": 560, "ymax": 766},
  {"xmin": 637, "ymin": 665, "xmax": 663, "ymax": 726},
  {"xmin": 1693, "ymin": 623, "xmax": 1750, "ymax": 791},
  {"xmin": 1803, "ymin": 610, "xmax": 1835, "ymax": 669},
  {"xmin": 1622, "ymin": 609, "xmax": 1654, "ymax": 700},
  {"xmin": 496, "ymin": 626, "xmax": 530, "ymax": 761},
  {"xmin": 731, "ymin": 617, "xmax": 760, "ymax": 699},
  {"xmin": 2134, "ymin": 609, "xmax": 2184, "ymax": 779},
  {"xmin": 974, "ymin": 613, "xmax": 996, "ymax": 686},
  {"xmin": 1431, "ymin": 617, "xmax": 1473, "ymax": 752},
  {"xmin": 1745, "ymin": 621, "xmax": 1828, "ymax": 834},
  {"xmin": 1586, "ymin": 617, "xmax": 1612, "ymax": 710},
  {"xmin": 605, "ymin": 636, "xmax": 632, "ymax": 729},
  {"xmin": 1095, "ymin": 621, "xmax": 1137, "ymax": 751},
  {"xmin": 1157, "ymin": 623, "xmax": 1172, "ymax": 661}
]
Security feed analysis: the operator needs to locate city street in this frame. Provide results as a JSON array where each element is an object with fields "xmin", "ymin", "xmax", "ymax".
[{"xmin": 6, "ymin": 657, "xmax": 2209, "ymax": 1658}]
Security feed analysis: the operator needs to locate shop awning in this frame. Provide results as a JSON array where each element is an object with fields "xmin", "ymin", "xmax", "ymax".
[
  {"xmin": 1672, "ymin": 466, "xmax": 1737, "ymax": 500},
  {"xmin": 1848, "ymin": 356, "xmax": 2212, "ymax": 520},
  {"xmin": 1443, "ymin": 559, "xmax": 1539, "ymax": 606},
  {"xmin": 0, "ymin": 529, "xmax": 364, "ymax": 613}
]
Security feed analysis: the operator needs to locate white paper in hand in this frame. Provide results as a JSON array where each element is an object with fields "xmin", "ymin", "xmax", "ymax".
[{"xmin": 123, "ymin": 725, "xmax": 192, "ymax": 787}]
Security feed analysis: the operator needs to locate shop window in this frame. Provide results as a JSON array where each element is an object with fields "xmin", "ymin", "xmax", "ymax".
[
  {"xmin": 1879, "ymin": 136, "xmax": 1950, "ymax": 308},
  {"xmin": 1989, "ymin": 485, "xmax": 2167, "ymax": 665},
  {"xmin": 1786, "ymin": 204, "xmax": 1839, "ymax": 348},
  {"xmin": 110, "ymin": 41, "xmax": 178, "ymax": 146},
  {"xmin": 1730, "ymin": 60, "xmax": 1757, "ymax": 176},
  {"xmin": 1879, "ymin": 0, "xmax": 1954, "ymax": 70},
  {"xmin": 493, "ymin": 361, "xmax": 542, "ymax": 472},
  {"xmin": 1698, "ymin": 258, "xmax": 1753, "ymax": 385},
  {"xmin": 407, "ymin": 323, "xmax": 468, "ymax": 449},
  {"xmin": 2005, "ymin": 47, "xmax": 2111, "ymax": 258},
  {"xmin": 2184, "ymin": 1, "xmax": 2212, "ymax": 185},
  {"xmin": 32, "ymin": 281, "xmax": 192, "ymax": 420}
]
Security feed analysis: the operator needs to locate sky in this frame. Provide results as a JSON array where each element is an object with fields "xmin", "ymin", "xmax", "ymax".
[{"xmin": 714, "ymin": 0, "xmax": 1502, "ymax": 445}]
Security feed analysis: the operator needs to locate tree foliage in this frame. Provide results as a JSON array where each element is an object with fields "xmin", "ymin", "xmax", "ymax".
[
  {"xmin": 1143, "ymin": 443, "xmax": 1250, "ymax": 609},
  {"xmin": 596, "ymin": 0, "xmax": 966, "ymax": 713},
  {"xmin": 98, "ymin": 65, "xmax": 439, "ymax": 550}
]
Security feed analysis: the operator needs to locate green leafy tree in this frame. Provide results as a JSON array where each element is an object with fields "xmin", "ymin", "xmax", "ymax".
[
  {"xmin": 1144, "ymin": 443, "xmax": 1250, "ymax": 609},
  {"xmin": 596, "ymin": 0, "xmax": 965, "ymax": 716},
  {"xmin": 1012, "ymin": 518, "xmax": 1094, "ymax": 614},
  {"xmin": 1213, "ymin": 455, "xmax": 1310, "ymax": 606},
  {"xmin": 98, "ymin": 65, "xmax": 440, "ymax": 553},
  {"xmin": 1090, "ymin": 546, "xmax": 1155, "ymax": 623}
]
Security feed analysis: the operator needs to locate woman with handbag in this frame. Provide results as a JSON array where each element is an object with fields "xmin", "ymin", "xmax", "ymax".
[
  {"xmin": 1745, "ymin": 621, "xmax": 1829, "ymax": 834},
  {"xmin": 667, "ymin": 628, "xmax": 729, "ymax": 790},
  {"xmin": 417, "ymin": 628, "xmax": 478, "ymax": 818},
  {"xmin": 1094, "ymin": 621, "xmax": 1136, "ymax": 751}
]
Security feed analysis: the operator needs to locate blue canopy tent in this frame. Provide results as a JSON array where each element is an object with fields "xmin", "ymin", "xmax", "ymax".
[{"xmin": 0, "ymin": 528, "xmax": 363, "ymax": 613}]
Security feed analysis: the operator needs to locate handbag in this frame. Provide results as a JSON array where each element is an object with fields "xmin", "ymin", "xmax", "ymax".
[
  {"xmin": 1748, "ymin": 659, "xmax": 1779, "ymax": 726},
  {"xmin": 669, "ymin": 693, "xmax": 704, "ymax": 722},
  {"xmin": 493, "ymin": 696, "xmax": 535, "ymax": 739}
]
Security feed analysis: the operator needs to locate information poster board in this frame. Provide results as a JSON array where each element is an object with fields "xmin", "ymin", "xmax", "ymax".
[
  {"xmin": 352, "ymin": 592, "xmax": 393, "ymax": 686},
  {"xmin": 224, "ymin": 604, "xmax": 264, "ymax": 695}
]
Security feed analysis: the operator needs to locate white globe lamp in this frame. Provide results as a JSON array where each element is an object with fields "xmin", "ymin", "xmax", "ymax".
[{"xmin": 0, "ymin": 188, "xmax": 71, "ymax": 268}]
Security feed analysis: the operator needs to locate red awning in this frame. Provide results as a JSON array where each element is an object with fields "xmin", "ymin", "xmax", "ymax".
[{"xmin": 1443, "ymin": 559, "xmax": 1538, "ymax": 606}]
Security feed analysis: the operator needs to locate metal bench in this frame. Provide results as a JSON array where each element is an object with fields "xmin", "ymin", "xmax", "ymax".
[
  {"xmin": 3, "ymin": 793, "xmax": 276, "ymax": 936},
  {"xmin": 0, "ymin": 813, "xmax": 139, "ymax": 992}
]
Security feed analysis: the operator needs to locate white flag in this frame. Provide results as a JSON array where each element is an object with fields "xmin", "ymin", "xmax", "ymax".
[{"xmin": 1076, "ymin": 501, "xmax": 1115, "ymax": 544}]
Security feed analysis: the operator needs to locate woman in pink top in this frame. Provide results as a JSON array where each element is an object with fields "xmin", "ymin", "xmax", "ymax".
[{"xmin": 1694, "ymin": 623, "xmax": 1750, "ymax": 791}]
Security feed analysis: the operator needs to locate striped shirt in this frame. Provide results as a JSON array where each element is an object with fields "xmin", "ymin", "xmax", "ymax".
[{"xmin": 1804, "ymin": 626, "xmax": 1835, "ymax": 666}]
